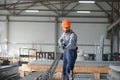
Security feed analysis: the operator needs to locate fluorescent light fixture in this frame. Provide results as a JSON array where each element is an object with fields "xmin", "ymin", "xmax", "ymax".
[
  {"xmin": 77, "ymin": 11, "xmax": 91, "ymax": 13},
  {"xmin": 79, "ymin": 1, "xmax": 95, "ymax": 3},
  {"xmin": 25, "ymin": 10, "xmax": 39, "ymax": 12},
  {"xmin": 19, "ymin": 0, "xmax": 33, "ymax": 2}
]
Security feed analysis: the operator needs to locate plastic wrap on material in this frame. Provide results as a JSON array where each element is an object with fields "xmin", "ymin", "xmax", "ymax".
[{"xmin": 109, "ymin": 71, "xmax": 120, "ymax": 79}]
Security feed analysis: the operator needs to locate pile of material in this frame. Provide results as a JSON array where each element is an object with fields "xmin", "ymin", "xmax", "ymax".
[
  {"xmin": 0, "ymin": 64, "xmax": 19, "ymax": 80},
  {"xmin": 107, "ymin": 65, "xmax": 120, "ymax": 80},
  {"xmin": 76, "ymin": 50, "xmax": 89, "ymax": 61}
]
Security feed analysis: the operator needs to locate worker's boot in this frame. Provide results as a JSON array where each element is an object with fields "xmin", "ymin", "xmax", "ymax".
[{"xmin": 69, "ymin": 70, "xmax": 73, "ymax": 80}]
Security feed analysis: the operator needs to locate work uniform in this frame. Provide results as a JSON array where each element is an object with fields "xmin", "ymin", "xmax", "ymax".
[{"xmin": 58, "ymin": 29, "xmax": 77, "ymax": 80}]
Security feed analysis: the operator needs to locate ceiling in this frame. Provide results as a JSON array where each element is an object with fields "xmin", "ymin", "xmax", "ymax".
[
  {"xmin": 0, "ymin": 0, "xmax": 119, "ymax": 18},
  {"xmin": 0, "ymin": 0, "xmax": 119, "ymax": 34}
]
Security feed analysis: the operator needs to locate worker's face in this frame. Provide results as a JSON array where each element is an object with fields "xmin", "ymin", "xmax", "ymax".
[{"xmin": 63, "ymin": 27, "xmax": 70, "ymax": 33}]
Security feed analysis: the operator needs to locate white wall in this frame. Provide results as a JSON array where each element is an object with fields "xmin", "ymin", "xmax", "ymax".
[
  {"xmin": 9, "ymin": 22, "xmax": 55, "ymax": 44},
  {"xmin": 58, "ymin": 22, "xmax": 110, "ymax": 54},
  {"xmin": 0, "ymin": 16, "xmax": 110, "ymax": 58},
  {"xmin": 0, "ymin": 16, "xmax": 9, "ymax": 57},
  {"xmin": 9, "ymin": 22, "xmax": 55, "ymax": 52}
]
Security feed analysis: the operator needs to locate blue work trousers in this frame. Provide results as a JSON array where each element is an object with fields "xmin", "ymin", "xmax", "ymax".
[{"xmin": 62, "ymin": 49, "xmax": 77, "ymax": 80}]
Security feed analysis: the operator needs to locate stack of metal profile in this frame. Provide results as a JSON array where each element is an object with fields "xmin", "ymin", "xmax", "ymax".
[
  {"xmin": 0, "ymin": 64, "xmax": 19, "ymax": 80},
  {"xmin": 19, "ymin": 72, "xmax": 46, "ymax": 80},
  {"xmin": 107, "ymin": 65, "xmax": 120, "ymax": 80},
  {"xmin": 74, "ymin": 61, "xmax": 120, "ymax": 66},
  {"xmin": 28, "ymin": 60, "xmax": 120, "ymax": 66},
  {"xmin": 74, "ymin": 73, "xmax": 95, "ymax": 80}
]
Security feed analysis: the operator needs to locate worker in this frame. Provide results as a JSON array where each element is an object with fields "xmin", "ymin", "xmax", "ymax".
[{"xmin": 58, "ymin": 19, "xmax": 77, "ymax": 80}]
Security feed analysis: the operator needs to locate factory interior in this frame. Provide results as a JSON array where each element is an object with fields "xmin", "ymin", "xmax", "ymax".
[{"xmin": 0, "ymin": 0, "xmax": 120, "ymax": 80}]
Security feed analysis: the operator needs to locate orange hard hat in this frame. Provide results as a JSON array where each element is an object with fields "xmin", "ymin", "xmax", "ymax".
[{"xmin": 61, "ymin": 19, "xmax": 71, "ymax": 28}]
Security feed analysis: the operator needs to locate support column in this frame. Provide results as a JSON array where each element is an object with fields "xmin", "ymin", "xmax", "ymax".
[
  {"xmin": 54, "ymin": 17, "xmax": 58, "ymax": 59},
  {"xmin": 117, "ymin": 27, "xmax": 119, "ymax": 53},
  {"xmin": 6, "ymin": 16, "xmax": 9, "ymax": 53},
  {"xmin": 110, "ymin": 29, "xmax": 114, "ymax": 60}
]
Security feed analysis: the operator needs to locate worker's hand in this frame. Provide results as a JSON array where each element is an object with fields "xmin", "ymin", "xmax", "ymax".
[
  {"xmin": 59, "ymin": 45, "xmax": 65, "ymax": 50},
  {"xmin": 62, "ymin": 45, "xmax": 65, "ymax": 50},
  {"xmin": 58, "ymin": 43, "xmax": 66, "ymax": 50},
  {"xmin": 58, "ymin": 45, "xmax": 64, "ymax": 53}
]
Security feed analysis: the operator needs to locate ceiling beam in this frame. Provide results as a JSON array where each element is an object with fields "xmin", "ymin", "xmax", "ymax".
[
  {"xmin": 107, "ymin": 17, "xmax": 120, "ymax": 31},
  {"xmin": 95, "ymin": 3, "xmax": 111, "ymax": 16},
  {"xmin": 63, "ymin": 3, "xmax": 79, "ymax": 16},
  {"xmin": 0, "ymin": 9, "xmax": 114, "ymax": 12},
  {"xmin": 40, "ymin": 1, "xmax": 61, "ymax": 15},
  {"xmin": 18, "ymin": 0, "xmax": 120, "ymax": 2},
  {"xmin": 5, "ymin": 20, "xmax": 110, "ymax": 24},
  {"xmin": 0, "ymin": 14, "xmax": 108, "ymax": 18},
  {"xmin": 46, "ymin": 1, "xmax": 59, "ymax": 10},
  {"xmin": 62, "ymin": 0, "xmax": 73, "ymax": 9},
  {"xmin": 105, "ymin": 1, "xmax": 119, "ymax": 15},
  {"xmin": 4, "ymin": 0, "xmax": 6, "ymax": 8},
  {"xmin": 60, "ymin": 0, "xmax": 74, "ymax": 15},
  {"xmin": 0, "ymin": 0, "xmax": 120, "ymax": 7},
  {"xmin": 16, "ymin": 2, "xmax": 37, "ymax": 15}
]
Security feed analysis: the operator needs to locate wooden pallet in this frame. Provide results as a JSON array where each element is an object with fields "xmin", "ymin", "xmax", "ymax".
[{"xmin": 19, "ymin": 64, "xmax": 109, "ymax": 79}]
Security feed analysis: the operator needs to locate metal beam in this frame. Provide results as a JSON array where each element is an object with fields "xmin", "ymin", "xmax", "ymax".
[
  {"xmin": 6, "ymin": 16, "xmax": 9, "ymax": 54},
  {"xmin": 62, "ymin": 0, "xmax": 74, "ymax": 9},
  {"xmin": 0, "ymin": 14, "xmax": 108, "ymax": 18},
  {"xmin": 60, "ymin": 0, "xmax": 74, "ymax": 15},
  {"xmin": 4, "ymin": 0, "xmax": 6, "ymax": 8},
  {"xmin": 63, "ymin": 3, "xmax": 79, "ymax": 16},
  {"xmin": 4, "ymin": 1, "xmax": 20, "ymax": 15},
  {"xmin": 105, "ymin": 1, "xmax": 119, "ymax": 15},
  {"xmin": 46, "ymin": 1, "xmax": 59, "ymax": 10},
  {"xmin": 117, "ymin": 26, "xmax": 119, "ymax": 53},
  {"xmin": 54, "ymin": 17, "xmax": 58, "ymax": 58},
  {"xmin": 110, "ymin": 29, "xmax": 114, "ymax": 56},
  {"xmin": 0, "ymin": 0, "xmax": 120, "ymax": 7},
  {"xmin": 18, "ymin": 0, "xmax": 120, "ymax": 2},
  {"xmin": 8, "ymin": 20, "xmax": 109, "ymax": 24},
  {"xmin": 0, "ymin": 9, "xmax": 114, "ymax": 12},
  {"xmin": 40, "ymin": 1, "xmax": 61, "ymax": 15},
  {"xmin": 107, "ymin": 17, "xmax": 120, "ymax": 31},
  {"xmin": 95, "ymin": 3, "xmax": 111, "ymax": 16},
  {"xmin": 16, "ymin": 2, "xmax": 37, "ymax": 15}
]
